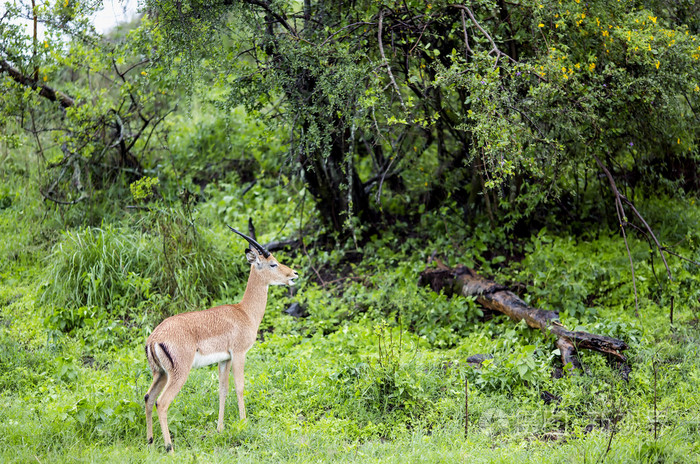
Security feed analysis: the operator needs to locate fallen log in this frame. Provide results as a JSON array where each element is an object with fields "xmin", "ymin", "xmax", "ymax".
[{"xmin": 419, "ymin": 262, "xmax": 628, "ymax": 371}]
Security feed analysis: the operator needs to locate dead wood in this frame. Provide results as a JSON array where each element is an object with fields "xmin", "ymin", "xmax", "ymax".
[{"xmin": 419, "ymin": 262, "xmax": 628, "ymax": 370}]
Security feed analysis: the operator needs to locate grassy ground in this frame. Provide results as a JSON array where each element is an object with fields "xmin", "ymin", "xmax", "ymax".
[{"xmin": 1, "ymin": 192, "xmax": 699, "ymax": 463}]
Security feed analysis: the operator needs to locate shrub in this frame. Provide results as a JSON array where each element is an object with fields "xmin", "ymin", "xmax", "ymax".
[{"xmin": 41, "ymin": 219, "xmax": 240, "ymax": 321}]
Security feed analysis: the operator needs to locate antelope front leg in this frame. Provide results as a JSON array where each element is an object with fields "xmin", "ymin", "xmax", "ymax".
[
  {"xmin": 232, "ymin": 353, "xmax": 247, "ymax": 421},
  {"xmin": 217, "ymin": 358, "xmax": 232, "ymax": 432}
]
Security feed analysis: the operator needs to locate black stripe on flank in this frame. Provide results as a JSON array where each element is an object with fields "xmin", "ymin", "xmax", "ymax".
[{"xmin": 159, "ymin": 343, "xmax": 174, "ymax": 366}]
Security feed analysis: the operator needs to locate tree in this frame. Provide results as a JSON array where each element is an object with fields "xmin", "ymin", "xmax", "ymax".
[
  {"xmin": 139, "ymin": 0, "xmax": 699, "ymax": 236},
  {"xmin": 2, "ymin": 0, "xmax": 699, "ymax": 235},
  {"xmin": 0, "ymin": 1, "xmax": 173, "ymax": 217}
]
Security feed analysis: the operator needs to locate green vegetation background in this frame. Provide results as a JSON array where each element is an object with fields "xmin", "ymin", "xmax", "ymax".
[{"xmin": 1, "ymin": 0, "xmax": 700, "ymax": 462}]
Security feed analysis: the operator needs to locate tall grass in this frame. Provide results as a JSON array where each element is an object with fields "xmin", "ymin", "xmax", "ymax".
[{"xmin": 41, "ymin": 220, "xmax": 241, "ymax": 319}]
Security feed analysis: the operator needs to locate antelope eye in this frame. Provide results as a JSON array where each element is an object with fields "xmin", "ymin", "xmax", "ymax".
[{"xmin": 270, "ymin": 263, "xmax": 278, "ymax": 268}]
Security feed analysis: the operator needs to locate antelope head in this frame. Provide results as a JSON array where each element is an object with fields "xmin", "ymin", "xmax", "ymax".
[{"xmin": 227, "ymin": 225, "xmax": 298, "ymax": 286}]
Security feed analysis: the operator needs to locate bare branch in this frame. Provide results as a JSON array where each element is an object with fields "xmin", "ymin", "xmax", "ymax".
[
  {"xmin": 593, "ymin": 154, "xmax": 640, "ymax": 315},
  {"xmin": 40, "ymin": 189, "xmax": 88, "ymax": 205},
  {"xmin": 319, "ymin": 21, "xmax": 374, "ymax": 47},
  {"xmin": 378, "ymin": 10, "xmax": 406, "ymax": 110},
  {"xmin": 460, "ymin": 9, "xmax": 474, "ymax": 58},
  {"xmin": 450, "ymin": 4, "xmax": 517, "ymax": 67},
  {"xmin": 618, "ymin": 195, "xmax": 672, "ymax": 280},
  {"xmin": 227, "ymin": 0, "xmax": 297, "ymax": 37}
]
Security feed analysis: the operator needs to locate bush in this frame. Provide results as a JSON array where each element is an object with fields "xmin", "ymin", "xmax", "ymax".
[{"xmin": 41, "ymin": 218, "xmax": 240, "ymax": 321}]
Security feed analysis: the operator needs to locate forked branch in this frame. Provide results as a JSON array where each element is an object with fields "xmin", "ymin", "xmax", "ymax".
[
  {"xmin": 592, "ymin": 154, "xmax": 675, "ymax": 317},
  {"xmin": 449, "ymin": 4, "xmax": 517, "ymax": 67}
]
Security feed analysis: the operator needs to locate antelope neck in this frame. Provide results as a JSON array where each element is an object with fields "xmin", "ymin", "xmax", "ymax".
[{"xmin": 239, "ymin": 267, "xmax": 269, "ymax": 326}]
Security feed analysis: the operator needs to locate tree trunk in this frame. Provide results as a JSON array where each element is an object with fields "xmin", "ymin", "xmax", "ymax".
[
  {"xmin": 419, "ymin": 261, "xmax": 628, "ymax": 371},
  {"xmin": 300, "ymin": 122, "xmax": 372, "ymax": 234}
]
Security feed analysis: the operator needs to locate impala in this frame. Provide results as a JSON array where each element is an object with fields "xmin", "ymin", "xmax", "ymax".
[{"xmin": 144, "ymin": 226, "xmax": 298, "ymax": 453}]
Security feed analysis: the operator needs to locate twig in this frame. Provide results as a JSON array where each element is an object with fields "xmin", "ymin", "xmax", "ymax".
[
  {"xmin": 670, "ymin": 296, "xmax": 674, "ymax": 325},
  {"xmin": 40, "ymin": 190, "xmax": 88, "ymax": 205},
  {"xmin": 465, "ymin": 377, "xmax": 469, "ymax": 439},
  {"xmin": 297, "ymin": 190, "xmax": 325, "ymax": 286},
  {"xmin": 241, "ymin": 179, "xmax": 257, "ymax": 196},
  {"xmin": 319, "ymin": 21, "xmax": 374, "ymax": 47},
  {"xmin": 231, "ymin": 0, "xmax": 298, "ymax": 37},
  {"xmin": 450, "ymin": 5, "xmax": 517, "ymax": 68},
  {"xmin": 408, "ymin": 20, "xmax": 430, "ymax": 55},
  {"xmin": 660, "ymin": 247, "xmax": 700, "ymax": 266},
  {"xmin": 653, "ymin": 357, "xmax": 659, "ymax": 441},
  {"xmin": 593, "ymin": 154, "xmax": 640, "ymax": 317},
  {"xmin": 460, "ymin": 9, "xmax": 474, "ymax": 58},
  {"xmin": 619, "ymin": 196, "xmax": 672, "ymax": 280},
  {"xmin": 378, "ymin": 11, "xmax": 406, "ymax": 110},
  {"xmin": 598, "ymin": 380, "xmax": 620, "ymax": 463}
]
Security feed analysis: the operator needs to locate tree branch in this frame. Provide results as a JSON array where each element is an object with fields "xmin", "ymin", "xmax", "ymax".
[
  {"xmin": 227, "ymin": 0, "xmax": 297, "ymax": 37},
  {"xmin": 378, "ymin": 10, "xmax": 406, "ymax": 110},
  {"xmin": 449, "ymin": 4, "xmax": 516, "ymax": 67},
  {"xmin": 0, "ymin": 58, "xmax": 75, "ymax": 108},
  {"xmin": 593, "ymin": 154, "xmax": 640, "ymax": 317}
]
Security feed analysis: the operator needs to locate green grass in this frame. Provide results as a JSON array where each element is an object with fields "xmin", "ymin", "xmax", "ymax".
[{"xmin": 1, "ymin": 192, "xmax": 699, "ymax": 463}]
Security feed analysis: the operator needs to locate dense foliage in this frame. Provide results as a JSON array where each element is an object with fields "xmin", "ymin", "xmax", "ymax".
[
  {"xmin": 136, "ymin": 0, "xmax": 700, "ymax": 234},
  {"xmin": 0, "ymin": 0, "xmax": 699, "ymax": 462}
]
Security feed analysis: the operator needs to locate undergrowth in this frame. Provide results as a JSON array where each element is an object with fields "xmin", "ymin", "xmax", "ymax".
[{"xmin": 0, "ymin": 189, "xmax": 699, "ymax": 463}]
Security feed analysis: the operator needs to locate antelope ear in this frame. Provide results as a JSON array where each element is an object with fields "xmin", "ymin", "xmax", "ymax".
[{"xmin": 245, "ymin": 248, "xmax": 259, "ymax": 265}]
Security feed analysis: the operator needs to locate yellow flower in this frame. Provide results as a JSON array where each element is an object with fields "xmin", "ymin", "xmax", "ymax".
[
  {"xmin": 695, "ymin": 85, "xmax": 700, "ymax": 92},
  {"xmin": 602, "ymin": 30, "xmax": 609, "ymax": 37},
  {"xmin": 539, "ymin": 23, "xmax": 544, "ymax": 28},
  {"xmin": 44, "ymin": 41, "xmax": 48, "ymax": 48},
  {"xmin": 677, "ymin": 138, "xmax": 681, "ymax": 144},
  {"xmin": 589, "ymin": 62, "xmax": 596, "ymax": 71},
  {"xmin": 649, "ymin": 16, "xmax": 657, "ymax": 24},
  {"xmin": 655, "ymin": 60, "xmax": 660, "ymax": 69},
  {"xmin": 141, "ymin": 71, "xmax": 147, "ymax": 76},
  {"xmin": 43, "ymin": 75, "xmax": 47, "ymax": 81}
]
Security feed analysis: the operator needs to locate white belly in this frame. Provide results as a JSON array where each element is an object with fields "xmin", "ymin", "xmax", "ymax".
[{"xmin": 192, "ymin": 350, "xmax": 231, "ymax": 368}]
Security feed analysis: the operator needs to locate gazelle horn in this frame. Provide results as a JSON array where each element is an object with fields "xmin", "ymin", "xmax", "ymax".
[{"xmin": 227, "ymin": 225, "xmax": 271, "ymax": 258}]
